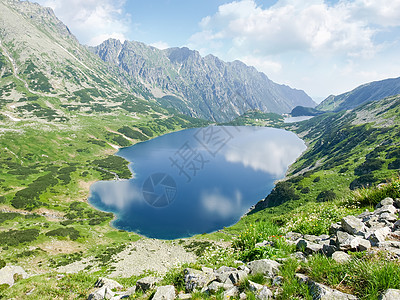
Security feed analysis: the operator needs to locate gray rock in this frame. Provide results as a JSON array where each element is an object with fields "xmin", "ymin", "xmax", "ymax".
[
  {"xmin": 201, "ymin": 267, "xmax": 214, "ymax": 274},
  {"xmin": 322, "ymin": 244, "xmax": 338, "ymax": 257},
  {"xmin": 136, "ymin": 276, "xmax": 162, "ymax": 292},
  {"xmin": 88, "ymin": 286, "xmax": 115, "ymax": 300},
  {"xmin": 379, "ymin": 213, "xmax": 398, "ymax": 223},
  {"xmin": 240, "ymin": 292, "xmax": 247, "ymax": 300},
  {"xmin": 332, "ymin": 251, "xmax": 351, "ymax": 263},
  {"xmin": 248, "ymin": 281, "xmax": 273, "ymax": 300},
  {"xmin": 378, "ymin": 289, "xmax": 400, "ymax": 300},
  {"xmin": 291, "ymin": 251, "xmax": 307, "ymax": 262},
  {"xmin": 224, "ymin": 286, "xmax": 239, "ymax": 299},
  {"xmin": 304, "ymin": 234, "xmax": 320, "ymax": 243},
  {"xmin": 255, "ymin": 240, "xmax": 274, "ymax": 248},
  {"xmin": 366, "ymin": 227, "xmax": 391, "ymax": 246},
  {"xmin": 152, "ymin": 285, "xmax": 176, "ymax": 300},
  {"xmin": 394, "ymin": 220, "xmax": 400, "ymax": 228},
  {"xmin": 202, "ymin": 281, "xmax": 233, "ymax": 294},
  {"xmin": 394, "ymin": 198, "xmax": 400, "ymax": 209},
  {"xmin": 309, "ymin": 281, "xmax": 358, "ymax": 299},
  {"xmin": 216, "ymin": 266, "xmax": 236, "ymax": 274},
  {"xmin": 184, "ymin": 268, "xmax": 216, "ymax": 292},
  {"xmin": 330, "ymin": 222, "xmax": 342, "ymax": 235},
  {"xmin": 237, "ymin": 264, "xmax": 250, "ymax": 274},
  {"xmin": 375, "ymin": 205, "xmax": 397, "ymax": 215},
  {"xmin": 94, "ymin": 278, "xmax": 123, "ymax": 290},
  {"xmin": 376, "ymin": 198, "xmax": 394, "ymax": 208},
  {"xmin": 352, "ymin": 237, "xmax": 371, "ymax": 251},
  {"xmin": 296, "ymin": 273, "xmax": 357, "ymax": 299},
  {"xmin": 341, "ymin": 216, "xmax": 366, "ymax": 235},
  {"xmin": 247, "ymin": 259, "xmax": 281, "ymax": 277},
  {"xmin": 285, "ymin": 232, "xmax": 303, "ymax": 241},
  {"xmin": 177, "ymin": 293, "xmax": 192, "ymax": 299},
  {"xmin": 226, "ymin": 270, "xmax": 248, "ymax": 285},
  {"xmin": 0, "ymin": 266, "xmax": 27, "ymax": 287},
  {"xmin": 296, "ymin": 239, "xmax": 323, "ymax": 255},
  {"xmin": 336, "ymin": 231, "xmax": 355, "ymax": 251}
]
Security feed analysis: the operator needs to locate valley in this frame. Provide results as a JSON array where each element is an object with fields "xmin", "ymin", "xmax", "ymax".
[{"xmin": 0, "ymin": 0, "xmax": 400, "ymax": 299}]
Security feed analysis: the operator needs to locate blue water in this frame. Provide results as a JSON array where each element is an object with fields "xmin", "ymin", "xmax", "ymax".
[{"xmin": 88, "ymin": 126, "xmax": 306, "ymax": 239}]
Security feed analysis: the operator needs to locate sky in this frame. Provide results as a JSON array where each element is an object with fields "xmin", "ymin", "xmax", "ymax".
[{"xmin": 35, "ymin": 0, "xmax": 400, "ymax": 102}]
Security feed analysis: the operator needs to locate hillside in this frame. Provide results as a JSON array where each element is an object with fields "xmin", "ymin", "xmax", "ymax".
[
  {"xmin": 317, "ymin": 77, "xmax": 400, "ymax": 112},
  {"xmin": 92, "ymin": 39, "xmax": 315, "ymax": 122}
]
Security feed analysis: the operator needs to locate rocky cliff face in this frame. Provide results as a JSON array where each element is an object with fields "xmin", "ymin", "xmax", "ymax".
[{"xmin": 92, "ymin": 39, "xmax": 316, "ymax": 122}]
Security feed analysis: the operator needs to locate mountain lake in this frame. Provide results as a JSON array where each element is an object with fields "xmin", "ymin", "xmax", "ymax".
[{"xmin": 88, "ymin": 126, "xmax": 306, "ymax": 239}]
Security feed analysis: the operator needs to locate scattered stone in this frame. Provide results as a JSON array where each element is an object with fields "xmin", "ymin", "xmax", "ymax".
[
  {"xmin": 322, "ymin": 244, "xmax": 337, "ymax": 257},
  {"xmin": 152, "ymin": 285, "xmax": 175, "ymax": 300},
  {"xmin": 332, "ymin": 251, "xmax": 351, "ymax": 263},
  {"xmin": 329, "ymin": 222, "xmax": 342, "ymax": 235},
  {"xmin": 366, "ymin": 227, "xmax": 391, "ymax": 246},
  {"xmin": 393, "ymin": 198, "xmax": 400, "ymax": 209},
  {"xmin": 247, "ymin": 281, "xmax": 273, "ymax": 300},
  {"xmin": 378, "ymin": 289, "xmax": 400, "ymax": 300},
  {"xmin": 296, "ymin": 273, "xmax": 357, "ymax": 299},
  {"xmin": 136, "ymin": 276, "xmax": 162, "ymax": 292},
  {"xmin": 336, "ymin": 231, "xmax": 355, "ymax": 251},
  {"xmin": 184, "ymin": 268, "xmax": 216, "ymax": 292},
  {"xmin": 341, "ymin": 215, "xmax": 366, "ymax": 235},
  {"xmin": 240, "ymin": 292, "xmax": 247, "ymax": 300},
  {"xmin": 376, "ymin": 198, "xmax": 394, "ymax": 208},
  {"xmin": 375, "ymin": 205, "xmax": 397, "ymax": 215},
  {"xmin": 94, "ymin": 278, "xmax": 123, "ymax": 290},
  {"xmin": 291, "ymin": 251, "xmax": 307, "ymax": 262},
  {"xmin": 177, "ymin": 293, "xmax": 192, "ymax": 299},
  {"xmin": 303, "ymin": 234, "xmax": 320, "ymax": 243},
  {"xmin": 272, "ymin": 276, "xmax": 283, "ymax": 286},
  {"xmin": 285, "ymin": 232, "xmax": 302, "ymax": 241},
  {"xmin": 296, "ymin": 239, "xmax": 323, "ymax": 255},
  {"xmin": 88, "ymin": 286, "xmax": 114, "ymax": 300},
  {"xmin": 255, "ymin": 240, "xmax": 274, "ymax": 248},
  {"xmin": 224, "ymin": 286, "xmax": 239, "ymax": 299},
  {"xmin": 247, "ymin": 259, "xmax": 281, "ymax": 277}
]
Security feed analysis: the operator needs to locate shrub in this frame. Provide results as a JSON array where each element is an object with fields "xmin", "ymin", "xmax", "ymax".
[
  {"xmin": 301, "ymin": 187, "xmax": 310, "ymax": 194},
  {"xmin": 0, "ymin": 229, "xmax": 40, "ymax": 246},
  {"xmin": 350, "ymin": 174, "xmax": 377, "ymax": 190},
  {"xmin": 45, "ymin": 227, "xmax": 81, "ymax": 241},
  {"xmin": 354, "ymin": 158, "xmax": 385, "ymax": 175},
  {"xmin": 313, "ymin": 176, "xmax": 321, "ymax": 182},
  {"xmin": 0, "ymin": 259, "xmax": 6, "ymax": 269},
  {"xmin": 316, "ymin": 190, "xmax": 336, "ymax": 202}
]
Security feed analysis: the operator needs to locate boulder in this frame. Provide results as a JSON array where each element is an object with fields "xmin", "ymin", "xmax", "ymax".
[
  {"xmin": 366, "ymin": 227, "xmax": 391, "ymax": 246},
  {"xmin": 135, "ymin": 276, "xmax": 162, "ymax": 292},
  {"xmin": 291, "ymin": 251, "xmax": 307, "ymax": 262},
  {"xmin": 329, "ymin": 222, "xmax": 342, "ymax": 235},
  {"xmin": 285, "ymin": 232, "xmax": 303, "ymax": 241},
  {"xmin": 322, "ymin": 244, "xmax": 337, "ymax": 257},
  {"xmin": 350, "ymin": 237, "xmax": 371, "ymax": 251},
  {"xmin": 247, "ymin": 259, "xmax": 281, "ymax": 277},
  {"xmin": 0, "ymin": 266, "xmax": 27, "ymax": 287},
  {"xmin": 255, "ymin": 240, "xmax": 274, "ymax": 248},
  {"xmin": 202, "ymin": 281, "xmax": 233, "ymax": 294},
  {"xmin": 332, "ymin": 251, "xmax": 351, "ymax": 264},
  {"xmin": 184, "ymin": 268, "xmax": 216, "ymax": 292},
  {"xmin": 379, "ymin": 213, "xmax": 398, "ymax": 223},
  {"xmin": 378, "ymin": 289, "xmax": 400, "ymax": 300},
  {"xmin": 375, "ymin": 205, "xmax": 397, "ymax": 215},
  {"xmin": 303, "ymin": 234, "xmax": 321, "ymax": 243},
  {"xmin": 296, "ymin": 239, "xmax": 323, "ymax": 255},
  {"xmin": 88, "ymin": 286, "xmax": 114, "ymax": 300},
  {"xmin": 341, "ymin": 216, "xmax": 366, "ymax": 235},
  {"xmin": 94, "ymin": 278, "xmax": 123, "ymax": 290},
  {"xmin": 248, "ymin": 281, "xmax": 273, "ymax": 300},
  {"xmin": 394, "ymin": 198, "xmax": 400, "ymax": 209},
  {"xmin": 177, "ymin": 293, "xmax": 192, "ymax": 299},
  {"xmin": 224, "ymin": 286, "xmax": 239, "ymax": 299},
  {"xmin": 376, "ymin": 198, "xmax": 394, "ymax": 208},
  {"xmin": 296, "ymin": 273, "xmax": 357, "ymax": 299},
  {"xmin": 336, "ymin": 231, "xmax": 355, "ymax": 251},
  {"xmin": 152, "ymin": 285, "xmax": 176, "ymax": 300}
]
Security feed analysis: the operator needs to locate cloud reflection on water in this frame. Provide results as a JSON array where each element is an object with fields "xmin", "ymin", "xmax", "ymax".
[
  {"xmin": 223, "ymin": 129, "xmax": 306, "ymax": 177},
  {"xmin": 201, "ymin": 189, "xmax": 243, "ymax": 219}
]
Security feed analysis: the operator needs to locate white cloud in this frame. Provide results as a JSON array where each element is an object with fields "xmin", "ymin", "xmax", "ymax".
[
  {"xmin": 35, "ymin": 0, "xmax": 131, "ymax": 46},
  {"xmin": 188, "ymin": 0, "xmax": 400, "ymax": 98},
  {"xmin": 150, "ymin": 41, "xmax": 170, "ymax": 50}
]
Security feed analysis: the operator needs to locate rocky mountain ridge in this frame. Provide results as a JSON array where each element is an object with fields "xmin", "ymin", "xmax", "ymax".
[
  {"xmin": 317, "ymin": 76, "xmax": 400, "ymax": 112},
  {"xmin": 92, "ymin": 39, "xmax": 316, "ymax": 122}
]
